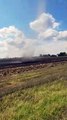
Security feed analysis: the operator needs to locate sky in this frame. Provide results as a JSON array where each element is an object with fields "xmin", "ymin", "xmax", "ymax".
[{"xmin": 0, "ymin": 0, "xmax": 67, "ymax": 58}]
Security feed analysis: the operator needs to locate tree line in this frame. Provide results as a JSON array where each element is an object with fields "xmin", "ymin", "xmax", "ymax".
[{"xmin": 40, "ymin": 52, "xmax": 67, "ymax": 57}]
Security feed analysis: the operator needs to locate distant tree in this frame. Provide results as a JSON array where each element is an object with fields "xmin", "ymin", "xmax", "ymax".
[
  {"xmin": 40, "ymin": 54, "xmax": 50, "ymax": 57},
  {"xmin": 40, "ymin": 54, "xmax": 43, "ymax": 57},
  {"xmin": 58, "ymin": 52, "xmax": 67, "ymax": 56},
  {"xmin": 51, "ymin": 55, "xmax": 57, "ymax": 57}
]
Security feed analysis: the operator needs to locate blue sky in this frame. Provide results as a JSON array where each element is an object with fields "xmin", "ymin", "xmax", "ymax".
[
  {"xmin": 0, "ymin": 0, "xmax": 67, "ymax": 34},
  {"xmin": 0, "ymin": 0, "xmax": 67, "ymax": 58},
  {"xmin": 0, "ymin": 0, "xmax": 39, "ymax": 36}
]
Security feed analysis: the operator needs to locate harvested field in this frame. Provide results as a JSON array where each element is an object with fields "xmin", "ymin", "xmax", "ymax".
[{"xmin": 0, "ymin": 61, "xmax": 67, "ymax": 120}]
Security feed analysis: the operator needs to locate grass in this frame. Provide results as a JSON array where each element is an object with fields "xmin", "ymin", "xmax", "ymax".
[{"xmin": 0, "ymin": 62, "xmax": 67, "ymax": 120}]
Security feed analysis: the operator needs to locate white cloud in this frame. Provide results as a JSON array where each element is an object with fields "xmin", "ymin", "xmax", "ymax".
[
  {"xmin": 0, "ymin": 26, "xmax": 25, "ymax": 43},
  {"xmin": 29, "ymin": 12, "xmax": 67, "ymax": 55},
  {"xmin": 30, "ymin": 12, "xmax": 67, "ymax": 42},
  {"xmin": 35, "ymin": 41, "xmax": 67, "ymax": 55},
  {"xmin": 0, "ymin": 26, "xmax": 37, "ymax": 58},
  {"xmin": 38, "ymin": 29, "xmax": 59, "ymax": 41},
  {"xmin": 58, "ymin": 31, "xmax": 67, "ymax": 41},
  {"xmin": 0, "ymin": 12, "xmax": 67, "ymax": 58},
  {"xmin": 30, "ymin": 13, "xmax": 59, "ymax": 33}
]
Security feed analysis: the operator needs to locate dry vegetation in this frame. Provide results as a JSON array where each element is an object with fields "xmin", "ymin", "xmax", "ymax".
[{"xmin": 0, "ymin": 62, "xmax": 67, "ymax": 120}]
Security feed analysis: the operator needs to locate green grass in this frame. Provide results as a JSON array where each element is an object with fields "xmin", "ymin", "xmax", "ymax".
[{"xmin": 0, "ymin": 62, "xmax": 67, "ymax": 120}]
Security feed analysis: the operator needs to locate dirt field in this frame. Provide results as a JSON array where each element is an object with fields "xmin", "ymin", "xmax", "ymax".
[
  {"xmin": 0, "ymin": 61, "xmax": 67, "ymax": 120},
  {"xmin": 0, "ymin": 61, "xmax": 67, "ymax": 98}
]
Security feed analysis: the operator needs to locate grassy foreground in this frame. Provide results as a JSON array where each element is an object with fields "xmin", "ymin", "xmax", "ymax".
[{"xmin": 0, "ymin": 62, "xmax": 67, "ymax": 120}]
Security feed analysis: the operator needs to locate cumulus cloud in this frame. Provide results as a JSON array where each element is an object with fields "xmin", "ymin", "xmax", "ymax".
[
  {"xmin": 0, "ymin": 12, "xmax": 67, "ymax": 58},
  {"xmin": 0, "ymin": 26, "xmax": 38, "ymax": 58},
  {"xmin": 30, "ymin": 12, "xmax": 67, "ymax": 42},
  {"xmin": 30, "ymin": 13, "xmax": 59, "ymax": 33},
  {"xmin": 58, "ymin": 31, "xmax": 67, "ymax": 41},
  {"xmin": 38, "ymin": 29, "xmax": 59, "ymax": 40},
  {"xmin": 30, "ymin": 12, "xmax": 67, "ymax": 55}
]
